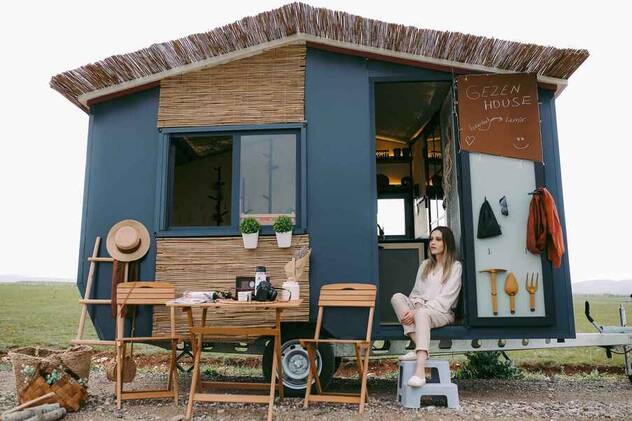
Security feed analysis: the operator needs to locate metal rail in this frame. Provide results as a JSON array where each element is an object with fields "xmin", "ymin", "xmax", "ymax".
[{"xmin": 356, "ymin": 333, "xmax": 632, "ymax": 357}]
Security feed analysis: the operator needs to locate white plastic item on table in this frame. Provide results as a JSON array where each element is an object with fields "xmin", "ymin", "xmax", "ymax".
[
  {"xmin": 280, "ymin": 281, "xmax": 300, "ymax": 301},
  {"xmin": 237, "ymin": 291, "xmax": 252, "ymax": 302},
  {"xmin": 183, "ymin": 291, "xmax": 217, "ymax": 301}
]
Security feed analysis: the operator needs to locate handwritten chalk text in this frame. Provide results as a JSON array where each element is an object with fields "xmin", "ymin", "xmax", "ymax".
[{"xmin": 465, "ymin": 83, "xmax": 533, "ymax": 111}]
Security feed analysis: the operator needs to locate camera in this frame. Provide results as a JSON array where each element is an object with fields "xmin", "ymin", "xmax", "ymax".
[{"xmin": 253, "ymin": 280, "xmax": 278, "ymax": 302}]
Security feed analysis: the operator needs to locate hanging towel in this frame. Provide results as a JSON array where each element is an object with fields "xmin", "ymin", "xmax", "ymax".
[
  {"xmin": 477, "ymin": 197, "xmax": 502, "ymax": 239},
  {"xmin": 111, "ymin": 260, "xmax": 126, "ymax": 318},
  {"xmin": 111, "ymin": 260, "xmax": 140, "ymax": 318},
  {"xmin": 527, "ymin": 187, "xmax": 565, "ymax": 268}
]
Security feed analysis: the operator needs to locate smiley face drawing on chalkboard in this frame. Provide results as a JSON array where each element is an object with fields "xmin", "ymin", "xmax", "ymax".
[{"xmin": 513, "ymin": 136, "xmax": 530, "ymax": 150}]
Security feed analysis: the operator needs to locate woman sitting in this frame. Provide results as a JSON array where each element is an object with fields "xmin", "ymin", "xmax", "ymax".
[{"xmin": 391, "ymin": 226, "xmax": 462, "ymax": 387}]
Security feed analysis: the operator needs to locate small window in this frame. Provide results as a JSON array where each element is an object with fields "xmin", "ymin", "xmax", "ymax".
[
  {"xmin": 168, "ymin": 134, "xmax": 233, "ymax": 227},
  {"xmin": 378, "ymin": 198, "xmax": 406, "ymax": 236},
  {"xmin": 162, "ymin": 128, "xmax": 301, "ymax": 233},
  {"xmin": 240, "ymin": 133, "xmax": 297, "ymax": 216}
]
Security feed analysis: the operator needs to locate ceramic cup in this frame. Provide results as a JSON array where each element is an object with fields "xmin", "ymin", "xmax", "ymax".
[{"xmin": 237, "ymin": 291, "xmax": 251, "ymax": 302}]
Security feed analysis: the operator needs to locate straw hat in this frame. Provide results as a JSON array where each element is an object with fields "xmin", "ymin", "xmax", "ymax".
[{"xmin": 106, "ymin": 219, "xmax": 151, "ymax": 262}]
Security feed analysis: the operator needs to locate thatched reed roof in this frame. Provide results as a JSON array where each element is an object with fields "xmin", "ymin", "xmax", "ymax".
[{"xmin": 51, "ymin": 2, "xmax": 589, "ymax": 112}]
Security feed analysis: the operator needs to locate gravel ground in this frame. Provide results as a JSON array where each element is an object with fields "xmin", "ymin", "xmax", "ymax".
[{"xmin": 1, "ymin": 362, "xmax": 631, "ymax": 420}]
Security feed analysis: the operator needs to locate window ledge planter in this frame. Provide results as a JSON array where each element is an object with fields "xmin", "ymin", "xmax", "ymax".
[
  {"xmin": 275, "ymin": 231, "xmax": 292, "ymax": 248},
  {"xmin": 240, "ymin": 217, "xmax": 261, "ymax": 249},
  {"xmin": 272, "ymin": 215, "xmax": 294, "ymax": 248},
  {"xmin": 242, "ymin": 232, "xmax": 259, "ymax": 249}
]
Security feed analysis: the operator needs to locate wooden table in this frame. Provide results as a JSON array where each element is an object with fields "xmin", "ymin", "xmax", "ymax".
[{"xmin": 167, "ymin": 299, "xmax": 303, "ymax": 421}]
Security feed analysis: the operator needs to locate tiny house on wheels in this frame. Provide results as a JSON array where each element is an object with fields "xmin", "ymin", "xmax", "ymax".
[{"xmin": 52, "ymin": 3, "xmax": 588, "ymax": 393}]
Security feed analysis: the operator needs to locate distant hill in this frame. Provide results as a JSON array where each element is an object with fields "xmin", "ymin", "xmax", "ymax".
[
  {"xmin": 0, "ymin": 274, "xmax": 74, "ymax": 283},
  {"xmin": 572, "ymin": 279, "xmax": 632, "ymax": 296}
]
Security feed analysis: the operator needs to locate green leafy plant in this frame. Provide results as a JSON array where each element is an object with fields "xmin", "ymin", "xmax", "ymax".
[
  {"xmin": 21, "ymin": 365, "xmax": 36, "ymax": 377},
  {"xmin": 45, "ymin": 369, "xmax": 62, "ymax": 385},
  {"xmin": 240, "ymin": 217, "xmax": 261, "ymax": 234},
  {"xmin": 272, "ymin": 215, "xmax": 293, "ymax": 233},
  {"xmin": 203, "ymin": 368, "xmax": 220, "ymax": 379},
  {"xmin": 584, "ymin": 368, "xmax": 600, "ymax": 381},
  {"xmin": 455, "ymin": 351, "xmax": 523, "ymax": 380}
]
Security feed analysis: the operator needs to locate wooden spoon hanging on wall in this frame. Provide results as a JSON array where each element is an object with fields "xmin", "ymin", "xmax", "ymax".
[{"xmin": 504, "ymin": 272, "xmax": 519, "ymax": 314}]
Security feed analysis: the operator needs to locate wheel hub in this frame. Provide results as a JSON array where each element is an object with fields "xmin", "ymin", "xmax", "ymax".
[
  {"xmin": 280, "ymin": 339, "xmax": 322, "ymax": 389},
  {"xmin": 288, "ymin": 354, "xmax": 307, "ymax": 373}
]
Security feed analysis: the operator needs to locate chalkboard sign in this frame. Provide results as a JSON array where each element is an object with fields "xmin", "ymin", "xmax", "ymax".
[{"xmin": 457, "ymin": 73, "xmax": 543, "ymax": 162}]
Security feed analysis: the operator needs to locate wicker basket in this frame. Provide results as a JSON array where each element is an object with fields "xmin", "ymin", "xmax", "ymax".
[
  {"xmin": 105, "ymin": 355, "xmax": 137, "ymax": 383},
  {"xmin": 9, "ymin": 346, "xmax": 93, "ymax": 412}
]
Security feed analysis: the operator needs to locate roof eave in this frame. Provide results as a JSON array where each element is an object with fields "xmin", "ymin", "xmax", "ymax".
[{"xmin": 78, "ymin": 33, "xmax": 569, "ymax": 109}]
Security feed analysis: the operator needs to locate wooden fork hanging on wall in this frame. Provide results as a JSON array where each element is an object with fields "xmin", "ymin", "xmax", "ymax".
[{"xmin": 525, "ymin": 273, "xmax": 539, "ymax": 312}]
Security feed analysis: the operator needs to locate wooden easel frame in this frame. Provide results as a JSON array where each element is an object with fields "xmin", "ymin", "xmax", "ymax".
[{"xmin": 73, "ymin": 236, "xmax": 127, "ymax": 346}]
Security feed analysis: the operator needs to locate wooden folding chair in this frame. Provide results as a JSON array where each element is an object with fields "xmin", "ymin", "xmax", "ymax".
[
  {"xmin": 300, "ymin": 283, "xmax": 377, "ymax": 413},
  {"xmin": 115, "ymin": 282, "xmax": 181, "ymax": 409}
]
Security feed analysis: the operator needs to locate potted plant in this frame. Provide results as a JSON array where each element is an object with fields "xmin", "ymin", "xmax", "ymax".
[
  {"xmin": 240, "ymin": 217, "xmax": 261, "ymax": 249},
  {"xmin": 273, "ymin": 215, "xmax": 294, "ymax": 248}
]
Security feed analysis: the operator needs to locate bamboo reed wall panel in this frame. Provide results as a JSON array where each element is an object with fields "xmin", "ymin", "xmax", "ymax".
[
  {"xmin": 157, "ymin": 44, "xmax": 305, "ymax": 128},
  {"xmin": 153, "ymin": 235, "xmax": 310, "ymax": 336}
]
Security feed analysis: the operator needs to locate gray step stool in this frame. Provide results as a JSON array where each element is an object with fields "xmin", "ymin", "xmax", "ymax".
[{"xmin": 397, "ymin": 359, "xmax": 459, "ymax": 409}]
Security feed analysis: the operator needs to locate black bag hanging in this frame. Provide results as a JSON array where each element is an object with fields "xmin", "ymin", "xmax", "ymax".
[{"xmin": 477, "ymin": 197, "xmax": 502, "ymax": 239}]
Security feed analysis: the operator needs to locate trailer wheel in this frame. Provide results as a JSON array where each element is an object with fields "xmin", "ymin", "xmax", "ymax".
[{"xmin": 262, "ymin": 326, "xmax": 335, "ymax": 397}]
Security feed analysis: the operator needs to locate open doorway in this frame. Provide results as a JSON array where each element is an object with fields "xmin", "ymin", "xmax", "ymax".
[{"xmin": 374, "ymin": 81, "xmax": 461, "ymax": 325}]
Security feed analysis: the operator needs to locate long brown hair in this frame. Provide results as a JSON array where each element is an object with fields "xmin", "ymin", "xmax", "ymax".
[{"xmin": 422, "ymin": 226, "xmax": 457, "ymax": 283}]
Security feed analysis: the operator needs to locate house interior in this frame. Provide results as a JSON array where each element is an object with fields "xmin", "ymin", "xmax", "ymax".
[{"xmin": 374, "ymin": 81, "xmax": 461, "ymax": 324}]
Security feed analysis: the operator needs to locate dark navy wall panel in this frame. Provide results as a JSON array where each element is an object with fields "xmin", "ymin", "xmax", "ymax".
[
  {"xmin": 305, "ymin": 49, "xmax": 456, "ymax": 338},
  {"xmin": 304, "ymin": 49, "xmax": 375, "ymax": 338},
  {"xmin": 77, "ymin": 88, "xmax": 160, "ymax": 340},
  {"xmin": 538, "ymin": 89, "xmax": 575, "ymax": 338}
]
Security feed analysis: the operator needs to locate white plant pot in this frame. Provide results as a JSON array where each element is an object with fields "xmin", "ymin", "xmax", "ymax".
[
  {"xmin": 275, "ymin": 231, "xmax": 292, "ymax": 248},
  {"xmin": 242, "ymin": 232, "xmax": 259, "ymax": 249}
]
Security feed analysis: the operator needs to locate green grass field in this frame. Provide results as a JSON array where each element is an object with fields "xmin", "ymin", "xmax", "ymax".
[
  {"xmin": 508, "ymin": 294, "xmax": 629, "ymax": 368},
  {"xmin": 0, "ymin": 282, "xmax": 99, "ymax": 352},
  {"xmin": 0, "ymin": 283, "xmax": 629, "ymax": 369}
]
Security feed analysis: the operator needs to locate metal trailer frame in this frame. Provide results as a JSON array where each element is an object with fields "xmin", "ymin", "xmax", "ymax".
[
  {"xmin": 366, "ymin": 298, "xmax": 632, "ymax": 382},
  {"xmin": 181, "ymin": 297, "xmax": 632, "ymax": 385}
]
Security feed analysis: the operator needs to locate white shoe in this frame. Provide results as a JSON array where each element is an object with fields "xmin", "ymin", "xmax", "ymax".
[
  {"xmin": 398, "ymin": 351, "xmax": 417, "ymax": 361},
  {"xmin": 407, "ymin": 375, "xmax": 426, "ymax": 388}
]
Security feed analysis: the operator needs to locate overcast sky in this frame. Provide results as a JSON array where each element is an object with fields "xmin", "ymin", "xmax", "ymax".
[{"xmin": 0, "ymin": 0, "xmax": 630, "ymax": 283}]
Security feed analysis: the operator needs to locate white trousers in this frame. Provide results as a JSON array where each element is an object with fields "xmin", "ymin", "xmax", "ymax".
[{"xmin": 390, "ymin": 293, "xmax": 454, "ymax": 352}]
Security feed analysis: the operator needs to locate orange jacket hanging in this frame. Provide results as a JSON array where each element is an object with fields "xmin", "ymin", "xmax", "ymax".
[{"xmin": 527, "ymin": 187, "xmax": 565, "ymax": 268}]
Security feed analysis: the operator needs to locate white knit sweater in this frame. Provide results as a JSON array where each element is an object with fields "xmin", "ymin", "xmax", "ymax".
[{"xmin": 409, "ymin": 260, "xmax": 462, "ymax": 314}]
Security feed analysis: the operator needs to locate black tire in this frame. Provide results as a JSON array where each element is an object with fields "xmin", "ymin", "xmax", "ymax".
[
  {"xmin": 628, "ymin": 375, "xmax": 632, "ymax": 385},
  {"xmin": 262, "ymin": 325, "xmax": 335, "ymax": 397}
]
